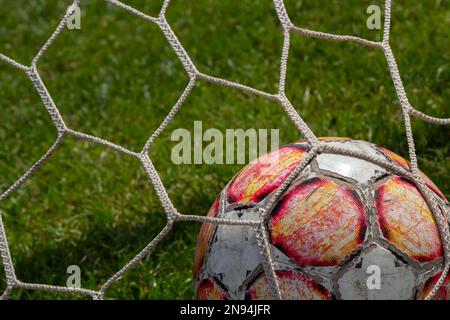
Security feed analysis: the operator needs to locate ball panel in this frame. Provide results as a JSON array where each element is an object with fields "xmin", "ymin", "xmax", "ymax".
[
  {"xmin": 226, "ymin": 146, "xmax": 307, "ymax": 206},
  {"xmin": 197, "ymin": 277, "xmax": 230, "ymax": 300},
  {"xmin": 417, "ymin": 271, "xmax": 450, "ymax": 300},
  {"xmin": 246, "ymin": 270, "xmax": 333, "ymax": 300},
  {"xmin": 376, "ymin": 146, "xmax": 447, "ymax": 201},
  {"xmin": 200, "ymin": 210, "xmax": 262, "ymax": 297},
  {"xmin": 271, "ymin": 177, "xmax": 366, "ymax": 266},
  {"xmin": 316, "ymin": 140, "xmax": 389, "ymax": 185},
  {"xmin": 336, "ymin": 244, "xmax": 417, "ymax": 300},
  {"xmin": 289, "ymin": 137, "xmax": 351, "ymax": 146},
  {"xmin": 377, "ymin": 146, "xmax": 410, "ymax": 170},
  {"xmin": 419, "ymin": 172, "xmax": 447, "ymax": 201},
  {"xmin": 194, "ymin": 195, "xmax": 220, "ymax": 275},
  {"xmin": 195, "ymin": 138, "xmax": 448, "ymax": 300},
  {"xmin": 375, "ymin": 177, "xmax": 443, "ymax": 263}
]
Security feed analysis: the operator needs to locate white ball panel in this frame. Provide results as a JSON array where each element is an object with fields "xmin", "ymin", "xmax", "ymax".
[
  {"xmin": 317, "ymin": 140, "xmax": 388, "ymax": 185},
  {"xmin": 337, "ymin": 244, "xmax": 417, "ymax": 300}
]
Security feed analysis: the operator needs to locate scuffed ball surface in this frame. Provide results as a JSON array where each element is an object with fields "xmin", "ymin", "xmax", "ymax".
[
  {"xmin": 375, "ymin": 177, "xmax": 443, "ymax": 262},
  {"xmin": 246, "ymin": 270, "xmax": 333, "ymax": 300},
  {"xmin": 194, "ymin": 138, "xmax": 449, "ymax": 300},
  {"xmin": 197, "ymin": 278, "xmax": 230, "ymax": 300},
  {"xmin": 226, "ymin": 146, "xmax": 307, "ymax": 206},
  {"xmin": 271, "ymin": 177, "xmax": 366, "ymax": 266},
  {"xmin": 417, "ymin": 272, "xmax": 450, "ymax": 300}
]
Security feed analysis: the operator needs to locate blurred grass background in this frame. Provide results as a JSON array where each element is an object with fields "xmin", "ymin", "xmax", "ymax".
[{"xmin": 0, "ymin": 0, "xmax": 448, "ymax": 299}]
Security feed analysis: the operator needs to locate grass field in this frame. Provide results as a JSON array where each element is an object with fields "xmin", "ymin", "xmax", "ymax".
[{"xmin": 0, "ymin": 0, "xmax": 448, "ymax": 299}]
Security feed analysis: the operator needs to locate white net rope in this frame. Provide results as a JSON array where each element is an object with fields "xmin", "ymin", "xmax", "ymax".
[{"xmin": 0, "ymin": 0, "xmax": 449, "ymax": 300}]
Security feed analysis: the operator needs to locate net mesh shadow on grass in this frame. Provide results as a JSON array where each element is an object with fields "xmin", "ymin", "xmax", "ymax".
[{"xmin": 0, "ymin": 0, "xmax": 449, "ymax": 300}]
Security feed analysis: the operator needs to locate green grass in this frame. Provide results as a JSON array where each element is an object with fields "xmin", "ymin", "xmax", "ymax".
[{"xmin": 0, "ymin": 0, "xmax": 448, "ymax": 299}]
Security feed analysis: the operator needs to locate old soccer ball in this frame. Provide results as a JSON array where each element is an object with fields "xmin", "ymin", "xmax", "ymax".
[{"xmin": 194, "ymin": 138, "xmax": 450, "ymax": 300}]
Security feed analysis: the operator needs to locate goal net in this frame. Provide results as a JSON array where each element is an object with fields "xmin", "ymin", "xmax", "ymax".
[{"xmin": 0, "ymin": 0, "xmax": 449, "ymax": 300}]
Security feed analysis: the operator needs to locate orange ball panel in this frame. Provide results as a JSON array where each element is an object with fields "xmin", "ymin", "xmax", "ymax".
[
  {"xmin": 246, "ymin": 270, "xmax": 333, "ymax": 300},
  {"xmin": 226, "ymin": 146, "xmax": 307, "ymax": 206},
  {"xmin": 197, "ymin": 278, "xmax": 229, "ymax": 300},
  {"xmin": 271, "ymin": 178, "xmax": 366, "ymax": 266},
  {"xmin": 193, "ymin": 196, "xmax": 220, "ymax": 275}
]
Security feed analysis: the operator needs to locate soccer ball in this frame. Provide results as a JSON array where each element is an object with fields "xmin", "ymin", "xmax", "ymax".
[{"xmin": 194, "ymin": 138, "xmax": 450, "ymax": 300}]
